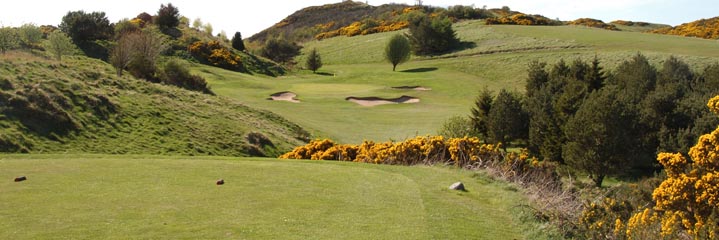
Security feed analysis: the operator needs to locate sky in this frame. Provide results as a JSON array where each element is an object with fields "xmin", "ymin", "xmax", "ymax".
[{"xmin": 1, "ymin": 0, "xmax": 717, "ymax": 38}]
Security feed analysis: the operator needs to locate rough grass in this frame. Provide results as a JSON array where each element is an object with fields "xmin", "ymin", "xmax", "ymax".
[
  {"xmin": 0, "ymin": 52, "xmax": 307, "ymax": 156},
  {"xmin": 0, "ymin": 154, "xmax": 557, "ymax": 239},
  {"xmin": 199, "ymin": 19, "xmax": 719, "ymax": 144}
]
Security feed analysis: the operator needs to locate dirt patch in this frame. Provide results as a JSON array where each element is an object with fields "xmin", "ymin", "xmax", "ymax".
[
  {"xmin": 268, "ymin": 91, "xmax": 300, "ymax": 103},
  {"xmin": 346, "ymin": 95, "xmax": 420, "ymax": 107},
  {"xmin": 392, "ymin": 86, "xmax": 432, "ymax": 91}
]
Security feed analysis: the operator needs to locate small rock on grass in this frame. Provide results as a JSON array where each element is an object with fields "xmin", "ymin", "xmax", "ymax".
[{"xmin": 449, "ymin": 182, "xmax": 465, "ymax": 191}]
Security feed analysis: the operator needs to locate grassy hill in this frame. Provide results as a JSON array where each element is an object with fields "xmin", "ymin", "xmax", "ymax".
[
  {"xmin": 0, "ymin": 52, "xmax": 307, "ymax": 156},
  {"xmin": 651, "ymin": 16, "xmax": 719, "ymax": 39},
  {"xmin": 0, "ymin": 154, "xmax": 556, "ymax": 239},
  {"xmin": 197, "ymin": 19, "xmax": 719, "ymax": 144},
  {"xmin": 610, "ymin": 20, "xmax": 670, "ymax": 32},
  {"xmin": 247, "ymin": 1, "xmax": 408, "ymax": 45}
]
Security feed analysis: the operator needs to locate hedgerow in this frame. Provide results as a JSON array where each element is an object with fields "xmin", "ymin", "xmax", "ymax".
[{"xmin": 281, "ymin": 136, "xmax": 560, "ymax": 184}]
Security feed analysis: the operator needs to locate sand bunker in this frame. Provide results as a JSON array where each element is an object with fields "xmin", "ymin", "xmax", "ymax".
[
  {"xmin": 392, "ymin": 86, "xmax": 432, "ymax": 91},
  {"xmin": 268, "ymin": 91, "xmax": 300, "ymax": 103},
  {"xmin": 346, "ymin": 95, "xmax": 420, "ymax": 107}
]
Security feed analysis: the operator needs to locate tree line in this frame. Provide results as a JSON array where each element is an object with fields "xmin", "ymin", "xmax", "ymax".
[{"xmin": 447, "ymin": 54, "xmax": 719, "ymax": 187}]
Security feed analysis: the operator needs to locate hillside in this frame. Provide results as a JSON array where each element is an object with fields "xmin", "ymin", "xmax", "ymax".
[
  {"xmin": 202, "ymin": 18, "xmax": 719, "ymax": 144},
  {"xmin": 610, "ymin": 20, "xmax": 670, "ymax": 32},
  {"xmin": 248, "ymin": 1, "xmax": 408, "ymax": 45},
  {"xmin": 0, "ymin": 52, "xmax": 308, "ymax": 156},
  {"xmin": 651, "ymin": 16, "xmax": 719, "ymax": 39}
]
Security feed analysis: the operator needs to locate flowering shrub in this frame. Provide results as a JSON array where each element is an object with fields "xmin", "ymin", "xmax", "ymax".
[
  {"xmin": 578, "ymin": 197, "xmax": 634, "ymax": 239},
  {"xmin": 651, "ymin": 17, "xmax": 719, "ymax": 39},
  {"xmin": 280, "ymin": 136, "xmax": 555, "ymax": 178},
  {"xmin": 485, "ymin": 14, "xmax": 559, "ymax": 26},
  {"xmin": 315, "ymin": 21, "xmax": 409, "ymax": 40},
  {"xmin": 619, "ymin": 96, "xmax": 719, "ymax": 239},
  {"xmin": 567, "ymin": 18, "xmax": 620, "ymax": 31},
  {"xmin": 611, "ymin": 20, "xmax": 650, "ymax": 27},
  {"xmin": 188, "ymin": 40, "xmax": 244, "ymax": 72}
]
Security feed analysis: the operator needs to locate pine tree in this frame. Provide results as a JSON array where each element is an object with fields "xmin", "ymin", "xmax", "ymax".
[
  {"xmin": 563, "ymin": 86, "xmax": 639, "ymax": 187},
  {"xmin": 470, "ymin": 87, "xmax": 493, "ymax": 140},
  {"xmin": 156, "ymin": 3, "xmax": 180, "ymax": 29},
  {"xmin": 305, "ymin": 48, "xmax": 322, "ymax": 73},
  {"xmin": 488, "ymin": 89, "xmax": 528, "ymax": 150},
  {"xmin": 231, "ymin": 32, "xmax": 245, "ymax": 51}
]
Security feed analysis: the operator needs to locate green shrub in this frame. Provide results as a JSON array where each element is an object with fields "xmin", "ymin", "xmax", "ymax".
[
  {"xmin": 438, "ymin": 116, "xmax": 477, "ymax": 138},
  {"xmin": 159, "ymin": 60, "xmax": 212, "ymax": 94}
]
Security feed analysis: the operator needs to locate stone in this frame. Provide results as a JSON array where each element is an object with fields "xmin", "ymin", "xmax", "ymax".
[
  {"xmin": 449, "ymin": 182, "xmax": 465, "ymax": 191},
  {"xmin": 14, "ymin": 176, "xmax": 27, "ymax": 182},
  {"xmin": 216, "ymin": 179, "xmax": 225, "ymax": 185}
]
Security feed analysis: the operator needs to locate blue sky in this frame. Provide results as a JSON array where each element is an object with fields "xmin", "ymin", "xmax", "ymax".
[{"xmin": 1, "ymin": 0, "xmax": 716, "ymax": 37}]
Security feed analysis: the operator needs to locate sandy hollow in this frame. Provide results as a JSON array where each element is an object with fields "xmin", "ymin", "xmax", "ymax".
[
  {"xmin": 268, "ymin": 91, "xmax": 300, "ymax": 103},
  {"xmin": 391, "ymin": 86, "xmax": 432, "ymax": 91},
  {"xmin": 345, "ymin": 95, "xmax": 420, "ymax": 107}
]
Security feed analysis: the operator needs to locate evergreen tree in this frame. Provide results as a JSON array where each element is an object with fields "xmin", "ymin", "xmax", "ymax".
[
  {"xmin": 563, "ymin": 86, "xmax": 639, "ymax": 187},
  {"xmin": 156, "ymin": 3, "xmax": 180, "ymax": 29},
  {"xmin": 406, "ymin": 14, "xmax": 459, "ymax": 55},
  {"xmin": 231, "ymin": 32, "xmax": 245, "ymax": 51},
  {"xmin": 488, "ymin": 89, "xmax": 528, "ymax": 151},
  {"xmin": 586, "ymin": 56, "xmax": 606, "ymax": 92},
  {"xmin": 385, "ymin": 34, "xmax": 411, "ymax": 71},
  {"xmin": 470, "ymin": 87, "xmax": 493, "ymax": 140},
  {"xmin": 305, "ymin": 48, "xmax": 322, "ymax": 73},
  {"xmin": 525, "ymin": 60, "xmax": 548, "ymax": 98},
  {"xmin": 610, "ymin": 53, "xmax": 657, "ymax": 104},
  {"xmin": 59, "ymin": 10, "xmax": 113, "ymax": 44},
  {"xmin": 261, "ymin": 38, "xmax": 302, "ymax": 64}
]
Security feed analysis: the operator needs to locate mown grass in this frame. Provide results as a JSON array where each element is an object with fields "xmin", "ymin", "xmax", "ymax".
[
  {"xmin": 197, "ymin": 19, "xmax": 719, "ymax": 144},
  {"xmin": 0, "ymin": 154, "xmax": 556, "ymax": 239}
]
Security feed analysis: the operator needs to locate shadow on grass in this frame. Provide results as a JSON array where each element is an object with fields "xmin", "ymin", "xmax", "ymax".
[
  {"xmin": 315, "ymin": 72, "xmax": 335, "ymax": 76},
  {"xmin": 458, "ymin": 41, "xmax": 478, "ymax": 51},
  {"xmin": 401, "ymin": 67, "xmax": 438, "ymax": 73}
]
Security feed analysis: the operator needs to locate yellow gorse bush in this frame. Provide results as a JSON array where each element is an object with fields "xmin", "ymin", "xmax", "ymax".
[
  {"xmin": 188, "ymin": 40, "xmax": 244, "ymax": 71},
  {"xmin": 280, "ymin": 136, "xmax": 555, "ymax": 185},
  {"xmin": 315, "ymin": 20, "xmax": 409, "ymax": 40},
  {"xmin": 485, "ymin": 13, "xmax": 558, "ymax": 26},
  {"xmin": 621, "ymin": 95, "xmax": 719, "ymax": 239},
  {"xmin": 652, "ymin": 17, "xmax": 719, "ymax": 39},
  {"xmin": 567, "ymin": 18, "xmax": 620, "ymax": 31},
  {"xmin": 280, "ymin": 136, "xmax": 501, "ymax": 166}
]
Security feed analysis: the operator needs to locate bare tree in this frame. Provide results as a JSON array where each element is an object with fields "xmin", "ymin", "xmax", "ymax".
[
  {"xmin": 126, "ymin": 29, "xmax": 168, "ymax": 80},
  {"xmin": 109, "ymin": 33, "xmax": 134, "ymax": 76}
]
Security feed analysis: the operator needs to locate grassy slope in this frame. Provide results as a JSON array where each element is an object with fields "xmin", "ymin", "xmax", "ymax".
[
  {"xmin": 0, "ymin": 154, "xmax": 554, "ymax": 239},
  {"xmin": 0, "ymin": 52, "xmax": 306, "ymax": 156},
  {"xmin": 197, "ymin": 20, "xmax": 719, "ymax": 144}
]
